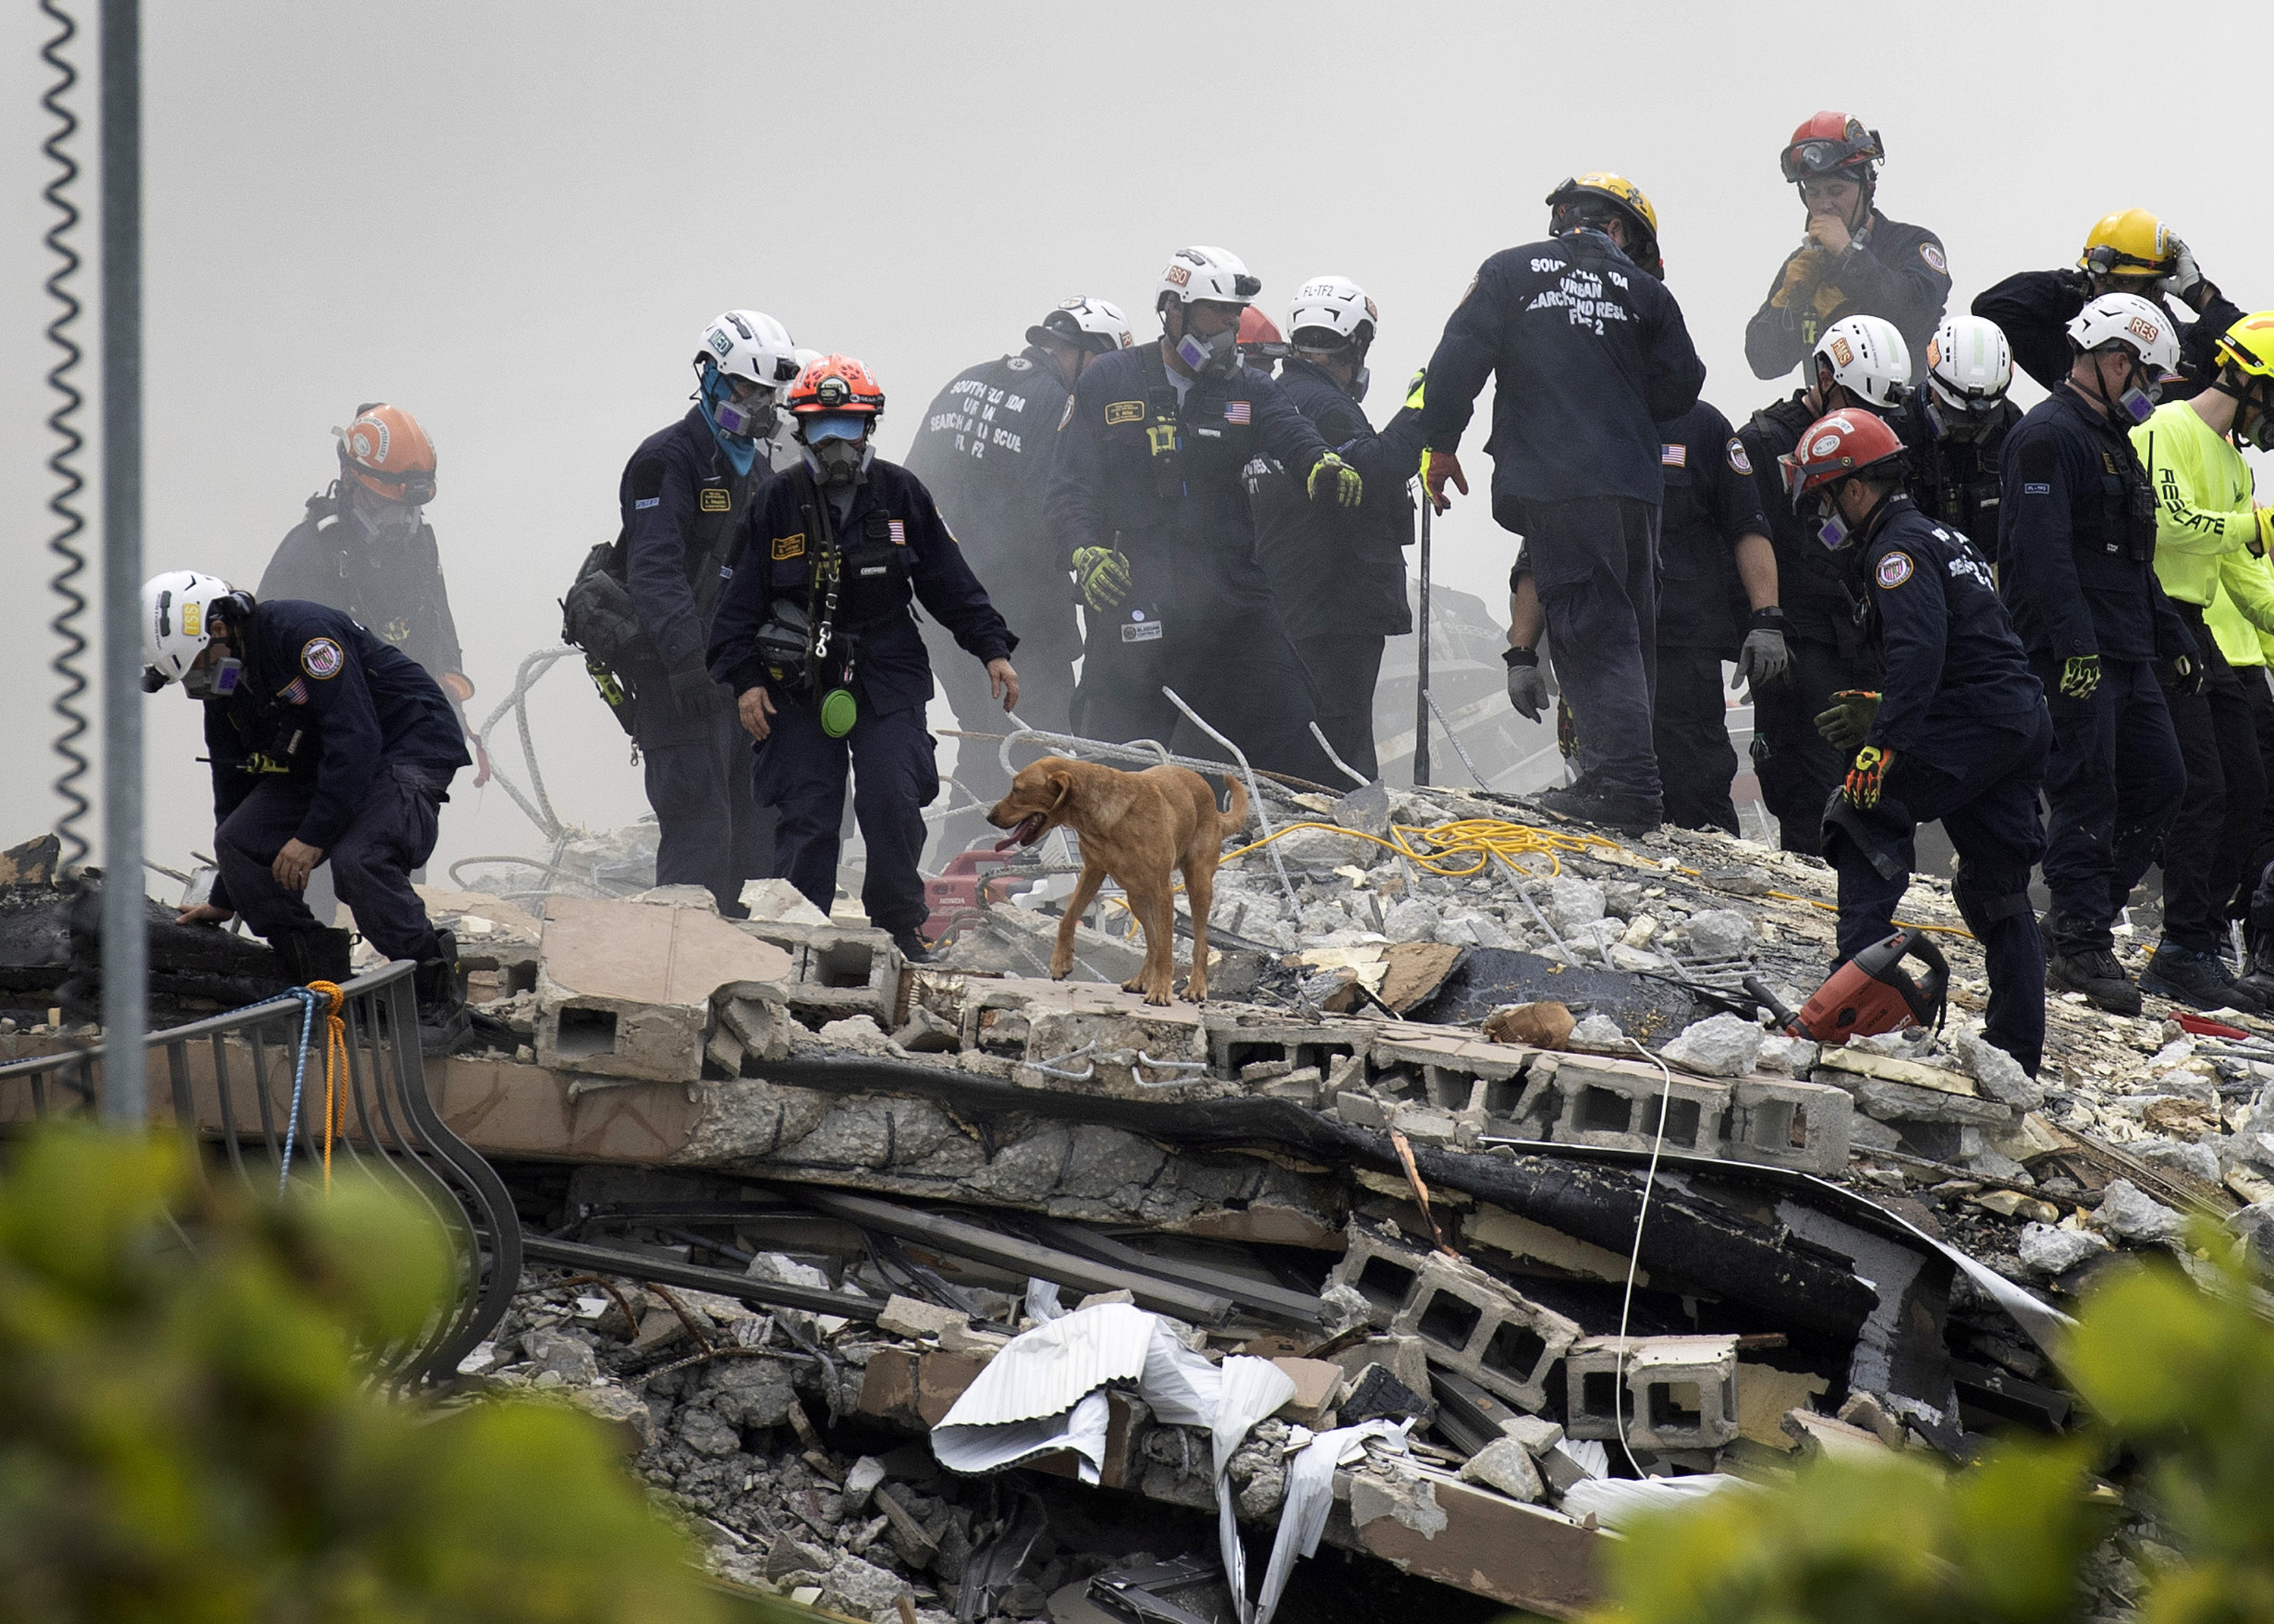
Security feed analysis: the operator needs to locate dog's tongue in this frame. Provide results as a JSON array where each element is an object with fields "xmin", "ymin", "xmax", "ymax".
[{"xmin": 993, "ymin": 812, "xmax": 1048, "ymax": 851}]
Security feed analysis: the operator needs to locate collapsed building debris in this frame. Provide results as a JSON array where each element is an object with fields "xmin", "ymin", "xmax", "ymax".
[{"xmin": 10, "ymin": 772, "xmax": 2270, "ymax": 1620}]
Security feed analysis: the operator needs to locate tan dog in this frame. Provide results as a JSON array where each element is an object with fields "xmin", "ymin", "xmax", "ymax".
[{"xmin": 987, "ymin": 756, "xmax": 1248, "ymax": 1005}]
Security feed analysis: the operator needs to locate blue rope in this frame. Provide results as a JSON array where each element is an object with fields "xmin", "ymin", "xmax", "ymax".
[{"xmin": 274, "ymin": 985, "xmax": 321, "ymax": 1194}]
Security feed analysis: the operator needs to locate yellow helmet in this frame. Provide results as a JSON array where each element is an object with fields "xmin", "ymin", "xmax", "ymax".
[
  {"xmin": 2214, "ymin": 312, "xmax": 2274, "ymax": 378},
  {"xmin": 1546, "ymin": 172, "xmax": 1662, "ymax": 277},
  {"xmin": 2078, "ymin": 208, "xmax": 2175, "ymax": 280}
]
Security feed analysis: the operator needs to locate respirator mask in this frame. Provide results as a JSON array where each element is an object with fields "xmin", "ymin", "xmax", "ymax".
[
  {"xmin": 1174, "ymin": 323, "xmax": 1239, "ymax": 378},
  {"xmin": 800, "ymin": 414, "xmax": 872, "ymax": 487},
  {"xmin": 182, "ymin": 656, "xmax": 243, "ymax": 700}
]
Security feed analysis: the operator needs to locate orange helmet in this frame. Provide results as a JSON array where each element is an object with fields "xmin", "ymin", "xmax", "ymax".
[
  {"xmin": 785, "ymin": 355, "xmax": 885, "ymax": 419},
  {"xmin": 335, "ymin": 402, "xmax": 436, "ymax": 505}
]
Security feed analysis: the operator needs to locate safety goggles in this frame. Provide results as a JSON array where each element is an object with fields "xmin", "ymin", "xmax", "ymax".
[
  {"xmin": 800, "ymin": 413, "xmax": 869, "ymax": 445},
  {"xmin": 368, "ymin": 471, "xmax": 437, "ymax": 506},
  {"xmin": 1780, "ymin": 139, "xmax": 1875, "ymax": 183}
]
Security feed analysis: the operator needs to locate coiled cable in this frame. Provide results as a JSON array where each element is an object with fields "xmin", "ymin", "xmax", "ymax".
[{"xmin": 39, "ymin": 0, "xmax": 90, "ymax": 870}]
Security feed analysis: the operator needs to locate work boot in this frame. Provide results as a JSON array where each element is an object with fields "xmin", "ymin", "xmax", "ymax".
[
  {"xmin": 1534, "ymin": 781, "xmax": 1662, "ymax": 838},
  {"xmin": 2044, "ymin": 947, "xmax": 2144, "ymax": 1016},
  {"xmin": 413, "ymin": 929, "xmax": 472, "ymax": 1056},
  {"xmin": 889, "ymin": 926, "xmax": 935, "ymax": 965},
  {"xmin": 271, "ymin": 926, "xmax": 353, "ymax": 987},
  {"xmin": 2237, "ymin": 942, "xmax": 2274, "ymax": 1007},
  {"xmin": 2139, "ymin": 942, "xmax": 2267, "ymax": 1015}
]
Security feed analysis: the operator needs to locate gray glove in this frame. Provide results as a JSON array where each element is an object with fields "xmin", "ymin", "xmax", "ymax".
[
  {"xmin": 1733, "ymin": 610, "xmax": 1792, "ymax": 693},
  {"xmin": 2161, "ymin": 235, "xmax": 2206, "ymax": 305},
  {"xmin": 1503, "ymin": 646, "xmax": 1549, "ymax": 721},
  {"xmin": 669, "ymin": 664, "xmax": 725, "ymax": 717}
]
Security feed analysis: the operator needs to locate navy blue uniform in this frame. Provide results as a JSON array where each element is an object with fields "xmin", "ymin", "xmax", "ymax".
[
  {"xmin": 1821, "ymin": 496, "xmax": 2051, "ymax": 1072},
  {"xmin": 1997, "ymin": 386, "xmax": 2194, "ymax": 957},
  {"xmin": 1652, "ymin": 402, "xmax": 1767, "ymax": 834},
  {"xmin": 1737, "ymin": 391, "xmax": 1880, "ymax": 852},
  {"xmin": 203, "ymin": 600, "xmax": 468, "ymax": 962},
  {"xmin": 1972, "ymin": 269, "xmax": 2244, "ymax": 399},
  {"xmin": 904, "ymin": 346, "xmax": 1080, "ymax": 806},
  {"xmin": 1045, "ymin": 343, "xmax": 1337, "ymax": 784},
  {"xmin": 618, "ymin": 406, "xmax": 778, "ymax": 915},
  {"xmin": 1897, "ymin": 391, "xmax": 2022, "ymax": 544},
  {"xmin": 1421, "ymin": 230, "xmax": 1707, "ymax": 809},
  {"xmin": 1745, "ymin": 212, "xmax": 1951, "ymax": 383},
  {"xmin": 709, "ymin": 459, "xmax": 1013, "ymax": 932},
  {"xmin": 258, "ymin": 491, "xmax": 466, "ymax": 687},
  {"xmin": 1251, "ymin": 356, "xmax": 1427, "ymax": 778}
]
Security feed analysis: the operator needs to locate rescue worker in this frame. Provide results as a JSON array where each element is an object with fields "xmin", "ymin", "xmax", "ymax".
[
  {"xmin": 144, "ymin": 570, "xmax": 475, "ymax": 1052},
  {"xmin": 1738, "ymin": 314, "xmax": 1912, "ymax": 853},
  {"xmin": 905, "ymin": 297, "xmax": 1131, "ymax": 815},
  {"xmin": 1783, "ymin": 412, "xmax": 2050, "ymax": 1074},
  {"xmin": 2131, "ymin": 314, "xmax": 2274, "ymax": 1011},
  {"xmin": 1997, "ymin": 293, "xmax": 2194, "ymax": 1016},
  {"xmin": 1974, "ymin": 210, "xmax": 2246, "ymax": 398},
  {"xmin": 1251, "ymin": 276, "xmax": 1427, "ymax": 780},
  {"xmin": 709, "ymin": 356, "xmax": 1017, "ymax": 963},
  {"xmin": 618, "ymin": 310, "xmax": 801, "ymax": 918},
  {"xmin": 1899, "ymin": 314, "xmax": 2022, "ymax": 542},
  {"xmin": 1645, "ymin": 401, "xmax": 1785, "ymax": 833},
  {"xmin": 1048, "ymin": 245, "xmax": 1359, "ymax": 784},
  {"xmin": 1420, "ymin": 174, "xmax": 1706, "ymax": 834},
  {"xmin": 1746, "ymin": 114, "xmax": 1949, "ymax": 383},
  {"xmin": 1236, "ymin": 307, "xmax": 1286, "ymax": 378}
]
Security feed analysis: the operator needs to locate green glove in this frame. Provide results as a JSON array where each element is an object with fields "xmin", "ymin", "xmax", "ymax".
[
  {"xmin": 1307, "ymin": 452, "xmax": 1364, "ymax": 508},
  {"xmin": 1813, "ymin": 689, "xmax": 1881, "ymax": 753},
  {"xmin": 2059, "ymin": 653, "xmax": 2101, "ymax": 700},
  {"xmin": 1404, "ymin": 368, "xmax": 1427, "ymax": 411},
  {"xmin": 1071, "ymin": 546, "xmax": 1132, "ymax": 612}
]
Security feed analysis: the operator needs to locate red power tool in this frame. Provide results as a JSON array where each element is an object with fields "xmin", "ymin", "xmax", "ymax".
[{"xmin": 1746, "ymin": 927, "xmax": 1949, "ymax": 1044}]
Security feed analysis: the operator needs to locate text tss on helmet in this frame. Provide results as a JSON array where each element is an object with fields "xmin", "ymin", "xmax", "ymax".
[{"xmin": 140, "ymin": 568, "xmax": 249, "ymax": 696}]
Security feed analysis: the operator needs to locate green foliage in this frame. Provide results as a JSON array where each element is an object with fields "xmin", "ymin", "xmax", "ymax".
[
  {"xmin": 1590, "ymin": 1241, "xmax": 2274, "ymax": 1624},
  {"xmin": 0, "ymin": 1128, "xmax": 725, "ymax": 1624}
]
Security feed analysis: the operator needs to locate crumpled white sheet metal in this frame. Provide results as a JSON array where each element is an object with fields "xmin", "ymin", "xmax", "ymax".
[
  {"xmin": 1560, "ymin": 1469, "xmax": 1750, "ymax": 1532},
  {"xmin": 1251, "ymin": 1420, "xmax": 1411, "ymax": 1624},
  {"xmin": 929, "ymin": 1301, "xmax": 1295, "ymax": 1619}
]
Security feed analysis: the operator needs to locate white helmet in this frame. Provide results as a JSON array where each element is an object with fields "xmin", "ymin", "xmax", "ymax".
[
  {"xmin": 695, "ymin": 309, "xmax": 800, "ymax": 390},
  {"xmin": 2066, "ymin": 292, "xmax": 2180, "ymax": 374},
  {"xmin": 141, "ymin": 569, "xmax": 238, "ymax": 687},
  {"xmin": 1924, "ymin": 314, "xmax": 2013, "ymax": 412},
  {"xmin": 1157, "ymin": 245, "xmax": 1260, "ymax": 311},
  {"xmin": 1812, "ymin": 314, "xmax": 1911, "ymax": 410},
  {"xmin": 1028, "ymin": 296, "xmax": 1133, "ymax": 355},
  {"xmin": 1288, "ymin": 276, "xmax": 1379, "ymax": 350}
]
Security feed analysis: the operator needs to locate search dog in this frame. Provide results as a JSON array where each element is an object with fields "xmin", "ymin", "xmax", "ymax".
[{"xmin": 986, "ymin": 756, "xmax": 1248, "ymax": 1005}]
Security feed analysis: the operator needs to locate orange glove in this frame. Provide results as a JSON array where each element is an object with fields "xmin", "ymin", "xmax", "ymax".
[
  {"xmin": 1843, "ymin": 745, "xmax": 1892, "ymax": 809},
  {"xmin": 1769, "ymin": 246, "xmax": 1831, "ymax": 310},
  {"xmin": 1422, "ymin": 449, "xmax": 1467, "ymax": 513}
]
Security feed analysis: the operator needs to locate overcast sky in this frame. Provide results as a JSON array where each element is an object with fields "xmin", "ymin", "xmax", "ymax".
[{"xmin": 2, "ymin": 0, "xmax": 2268, "ymax": 889}]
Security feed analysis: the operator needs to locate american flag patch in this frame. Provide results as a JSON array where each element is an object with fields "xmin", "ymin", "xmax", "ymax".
[
  {"xmin": 280, "ymin": 677, "xmax": 309, "ymax": 706},
  {"xmin": 888, "ymin": 518, "xmax": 906, "ymax": 545},
  {"xmin": 1662, "ymin": 443, "xmax": 1687, "ymax": 467},
  {"xmin": 1224, "ymin": 401, "xmax": 1251, "ymax": 424}
]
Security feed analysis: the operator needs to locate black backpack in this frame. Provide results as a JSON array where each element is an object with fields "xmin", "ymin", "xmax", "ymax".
[{"xmin": 561, "ymin": 534, "xmax": 644, "ymax": 734}]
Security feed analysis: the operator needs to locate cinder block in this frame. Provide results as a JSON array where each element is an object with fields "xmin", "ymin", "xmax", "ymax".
[
  {"xmin": 1721, "ymin": 1076, "xmax": 1853, "ymax": 1174},
  {"xmin": 1564, "ymin": 1335, "xmax": 1740, "ymax": 1450},
  {"xmin": 1387, "ymin": 1254, "xmax": 1583, "ymax": 1413},
  {"xmin": 735, "ymin": 921, "xmax": 904, "ymax": 1024},
  {"xmin": 1327, "ymin": 1222, "xmax": 1435, "ymax": 1329},
  {"xmin": 1549, "ymin": 1058, "xmax": 1727, "ymax": 1156},
  {"xmin": 1370, "ymin": 1034, "xmax": 1530, "ymax": 1119},
  {"xmin": 1207, "ymin": 1017, "xmax": 1365, "ymax": 1082}
]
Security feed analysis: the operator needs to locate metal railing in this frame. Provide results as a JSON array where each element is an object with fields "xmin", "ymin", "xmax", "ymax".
[{"xmin": 0, "ymin": 960, "xmax": 522, "ymax": 1385}]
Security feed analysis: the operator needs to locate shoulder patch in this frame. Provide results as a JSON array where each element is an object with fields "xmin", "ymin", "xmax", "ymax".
[
  {"xmin": 697, "ymin": 488, "xmax": 731, "ymax": 512},
  {"xmin": 1661, "ymin": 442, "xmax": 1687, "ymax": 468},
  {"xmin": 299, "ymin": 637, "xmax": 344, "ymax": 680},
  {"xmin": 1875, "ymin": 551, "xmax": 1915, "ymax": 589},
  {"xmin": 1007, "ymin": 355, "xmax": 1032, "ymax": 371},
  {"xmin": 1105, "ymin": 400, "xmax": 1144, "ymax": 426},
  {"xmin": 1726, "ymin": 437, "xmax": 1752, "ymax": 475},
  {"xmin": 1059, "ymin": 395, "xmax": 1075, "ymax": 430},
  {"xmin": 279, "ymin": 676, "xmax": 309, "ymax": 706},
  {"xmin": 888, "ymin": 518, "xmax": 906, "ymax": 546},
  {"xmin": 772, "ymin": 533, "xmax": 807, "ymax": 561},
  {"xmin": 1919, "ymin": 241, "xmax": 1947, "ymax": 274}
]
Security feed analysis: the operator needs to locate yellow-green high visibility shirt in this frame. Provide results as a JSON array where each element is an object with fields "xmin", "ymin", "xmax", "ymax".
[
  {"xmin": 2135, "ymin": 399, "xmax": 2260, "ymax": 606},
  {"xmin": 2206, "ymin": 550, "xmax": 2274, "ymax": 668}
]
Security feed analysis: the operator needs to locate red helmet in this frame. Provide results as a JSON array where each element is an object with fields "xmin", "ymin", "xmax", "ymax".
[
  {"xmin": 1237, "ymin": 306, "xmax": 1286, "ymax": 359},
  {"xmin": 1780, "ymin": 111, "xmax": 1884, "ymax": 185},
  {"xmin": 785, "ymin": 354, "xmax": 885, "ymax": 418},
  {"xmin": 1778, "ymin": 410, "xmax": 1906, "ymax": 511},
  {"xmin": 336, "ymin": 402, "xmax": 436, "ymax": 505}
]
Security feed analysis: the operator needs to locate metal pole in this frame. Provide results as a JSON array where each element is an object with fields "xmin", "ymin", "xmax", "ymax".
[
  {"xmin": 1413, "ymin": 493, "xmax": 1433, "ymax": 787},
  {"xmin": 100, "ymin": 0, "xmax": 146, "ymax": 1121}
]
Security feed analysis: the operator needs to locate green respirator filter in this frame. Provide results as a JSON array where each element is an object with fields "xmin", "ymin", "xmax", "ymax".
[{"xmin": 819, "ymin": 687, "xmax": 858, "ymax": 739}]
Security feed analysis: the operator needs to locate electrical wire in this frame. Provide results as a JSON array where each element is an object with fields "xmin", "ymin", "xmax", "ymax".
[
  {"xmin": 38, "ymin": 0, "xmax": 89, "ymax": 871},
  {"xmin": 1612, "ymin": 1036, "xmax": 1676, "ymax": 1480}
]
